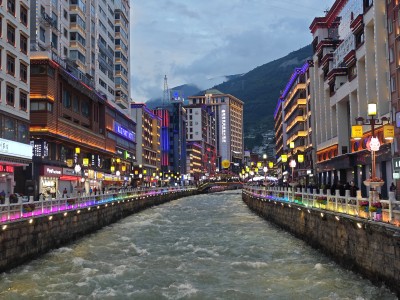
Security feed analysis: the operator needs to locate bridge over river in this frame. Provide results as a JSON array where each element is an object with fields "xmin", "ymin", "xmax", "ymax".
[{"xmin": 0, "ymin": 190, "xmax": 396, "ymax": 299}]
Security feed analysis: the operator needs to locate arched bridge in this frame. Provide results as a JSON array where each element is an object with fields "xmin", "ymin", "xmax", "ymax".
[{"xmin": 197, "ymin": 181, "xmax": 243, "ymax": 193}]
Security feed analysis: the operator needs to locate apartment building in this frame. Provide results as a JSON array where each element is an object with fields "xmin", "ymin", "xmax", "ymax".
[
  {"xmin": 30, "ymin": 0, "xmax": 130, "ymax": 109},
  {"xmin": 130, "ymin": 103, "xmax": 161, "ymax": 186},
  {"xmin": 310, "ymin": 0, "xmax": 391, "ymax": 197},
  {"xmin": 275, "ymin": 62, "xmax": 315, "ymax": 184},
  {"xmin": 185, "ymin": 104, "xmax": 217, "ymax": 180},
  {"xmin": 0, "ymin": 0, "xmax": 32, "ymax": 195}
]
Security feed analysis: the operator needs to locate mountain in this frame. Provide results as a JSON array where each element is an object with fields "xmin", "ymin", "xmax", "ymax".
[
  {"xmin": 211, "ymin": 44, "xmax": 313, "ymax": 149},
  {"xmin": 145, "ymin": 84, "xmax": 201, "ymax": 109}
]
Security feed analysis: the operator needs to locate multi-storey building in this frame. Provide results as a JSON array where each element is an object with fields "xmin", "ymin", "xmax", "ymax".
[
  {"xmin": 185, "ymin": 104, "xmax": 217, "ymax": 181},
  {"xmin": 187, "ymin": 89, "xmax": 244, "ymax": 173},
  {"xmin": 387, "ymin": 0, "xmax": 400, "ymax": 192},
  {"xmin": 130, "ymin": 103, "xmax": 161, "ymax": 187},
  {"xmin": 309, "ymin": 0, "xmax": 391, "ymax": 197},
  {"xmin": 0, "ymin": 0, "xmax": 32, "ymax": 196},
  {"xmin": 29, "ymin": 52, "xmax": 136, "ymax": 198},
  {"xmin": 30, "ymin": 0, "xmax": 130, "ymax": 109},
  {"xmin": 275, "ymin": 62, "xmax": 315, "ymax": 184}
]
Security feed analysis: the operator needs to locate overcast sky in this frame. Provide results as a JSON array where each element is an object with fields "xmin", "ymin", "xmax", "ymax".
[{"xmin": 130, "ymin": 0, "xmax": 334, "ymax": 102}]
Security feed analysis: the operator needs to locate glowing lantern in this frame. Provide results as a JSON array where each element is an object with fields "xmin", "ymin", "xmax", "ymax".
[{"xmin": 351, "ymin": 125, "xmax": 363, "ymax": 140}]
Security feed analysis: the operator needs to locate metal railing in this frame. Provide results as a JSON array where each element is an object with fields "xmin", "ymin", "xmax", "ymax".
[
  {"xmin": 243, "ymin": 185, "xmax": 400, "ymax": 226},
  {"xmin": 0, "ymin": 186, "xmax": 196, "ymax": 224}
]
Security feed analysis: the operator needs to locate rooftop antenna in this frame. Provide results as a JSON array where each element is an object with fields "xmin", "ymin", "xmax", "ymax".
[{"xmin": 163, "ymin": 75, "xmax": 169, "ymax": 107}]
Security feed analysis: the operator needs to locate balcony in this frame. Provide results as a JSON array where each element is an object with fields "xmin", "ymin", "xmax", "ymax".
[{"xmin": 284, "ymin": 99, "xmax": 307, "ymax": 122}]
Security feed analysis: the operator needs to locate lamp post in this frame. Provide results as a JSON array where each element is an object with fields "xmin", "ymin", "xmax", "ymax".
[
  {"xmin": 351, "ymin": 103, "xmax": 394, "ymax": 211},
  {"xmin": 351, "ymin": 103, "xmax": 393, "ymax": 182}
]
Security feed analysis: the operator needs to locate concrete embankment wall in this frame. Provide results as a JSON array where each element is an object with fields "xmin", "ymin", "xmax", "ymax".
[
  {"xmin": 0, "ymin": 190, "xmax": 197, "ymax": 273},
  {"xmin": 242, "ymin": 192, "xmax": 400, "ymax": 298}
]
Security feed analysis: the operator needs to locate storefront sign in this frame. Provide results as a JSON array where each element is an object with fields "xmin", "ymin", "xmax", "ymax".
[
  {"xmin": 63, "ymin": 168, "xmax": 76, "ymax": 176},
  {"xmin": 393, "ymin": 157, "xmax": 400, "ymax": 172},
  {"xmin": 31, "ymin": 139, "xmax": 49, "ymax": 157},
  {"xmin": 0, "ymin": 165, "xmax": 14, "ymax": 173},
  {"xmin": 113, "ymin": 121, "xmax": 135, "ymax": 142},
  {"xmin": 42, "ymin": 166, "xmax": 62, "ymax": 177},
  {"xmin": 0, "ymin": 138, "xmax": 32, "ymax": 160}
]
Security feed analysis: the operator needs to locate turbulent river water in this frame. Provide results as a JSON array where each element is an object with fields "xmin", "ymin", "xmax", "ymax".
[{"xmin": 0, "ymin": 191, "xmax": 397, "ymax": 299}]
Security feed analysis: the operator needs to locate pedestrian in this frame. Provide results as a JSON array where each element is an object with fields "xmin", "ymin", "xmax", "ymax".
[
  {"xmin": 102, "ymin": 186, "xmax": 105, "ymax": 194},
  {"xmin": 94, "ymin": 186, "xmax": 97, "ymax": 195},
  {"xmin": 63, "ymin": 188, "xmax": 67, "ymax": 198},
  {"xmin": 390, "ymin": 182, "xmax": 396, "ymax": 192},
  {"xmin": 89, "ymin": 187, "xmax": 93, "ymax": 196},
  {"xmin": 350, "ymin": 181, "xmax": 358, "ymax": 197}
]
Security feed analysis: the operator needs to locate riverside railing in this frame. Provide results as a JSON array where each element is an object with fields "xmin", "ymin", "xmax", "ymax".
[
  {"xmin": 0, "ymin": 186, "xmax": 196, "ymax": 224},
  {"xmin": 243, "ymin": 185, "xmax": 400, "ymax": 226}
]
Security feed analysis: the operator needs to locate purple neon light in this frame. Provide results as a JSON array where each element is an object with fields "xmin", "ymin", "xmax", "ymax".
[{"xmin": 273, "ymin": 61, "xmax": 309, "ymax": 118}]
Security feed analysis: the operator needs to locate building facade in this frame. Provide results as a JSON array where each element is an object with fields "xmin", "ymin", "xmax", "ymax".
[
  {"xmin": 187, "ymin": 89, "xmax": 244, "ymax": 173},
  {"xmin": 30, "ymin": 0, "xmax": 131, "ymax": 109},
  {"xmin": 0, "ymin": 0, "xmax": 32, "ymax": 196},
  {"xmin": 29, "ymin": 52, "xmax": 136, "ymax": 198},
  {"xmin": 130, "ymin": 103, "xmax": 161, "ymax": 187},
  {"xmin": 185, "ymin": 104, "xmax": 217, "ymax": 181},
  {"xmin": 310, "ymin": 0, "xmax": 391, "ymax": 197},
  {"xmin": 275, "ymin": 62, "xmax": 315, "ymax": 185}
]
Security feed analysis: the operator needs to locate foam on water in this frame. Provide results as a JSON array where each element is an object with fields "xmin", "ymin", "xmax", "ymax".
[{"xmin": 0, "ymin": 191, "xmax": 397, "ymax": 299}]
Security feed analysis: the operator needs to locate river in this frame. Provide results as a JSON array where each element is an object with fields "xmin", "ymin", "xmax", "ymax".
[{"xmin": 0, "ymin": 191, "xmax": 397, "ymax": 299}]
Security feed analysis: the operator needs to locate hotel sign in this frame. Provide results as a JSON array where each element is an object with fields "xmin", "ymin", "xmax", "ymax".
[
  {"xmin": 221, "ymin": 109, "xmax": 227, "ymax": 143},
  {"xmin": 0, "ymin": 165, "xmax": 14, "ymax": 173}
]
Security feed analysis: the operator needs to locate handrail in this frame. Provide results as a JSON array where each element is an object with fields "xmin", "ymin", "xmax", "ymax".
[
  {"xmin": 243, "ymin": 185, "xmax": 400, "ymax": 226},
  {"xmin": 0, "ymin": 186, "xmax": 197, "ymax": 225}
]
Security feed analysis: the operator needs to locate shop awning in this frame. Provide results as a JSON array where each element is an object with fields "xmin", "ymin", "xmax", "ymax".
[{"xmin": 59, "ymin": 175, "xmax": 81, "ymax": 181}]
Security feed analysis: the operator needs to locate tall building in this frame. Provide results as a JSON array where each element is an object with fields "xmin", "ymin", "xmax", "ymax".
[
  {"xmin": 275, "ymin": 62, "xmax": 315, "ymax": 184},
  {"xmin": 309, "ymin": 0, "xmax": 391, "ymax": 197},
  {"xmin": 130, "ymin": 103, "xmax": 161, "ymax": 187},
  {"xmin": 29, "ymin": 0, "xmax": 130, "ymax": 109},
  {"xmin": 387, "ymin": 0, "xmax": 400, "ymax": 189},
  {"xmin": 0, "ymin": 0, "xmax": 32, "ymax": 195},
  {"xmin": 187, "ymin": 89, "xmax": 244, "ymax": 173},
  {"xmin": 184, "ymin": 104, "xmax": 217, "ymax": 181}
]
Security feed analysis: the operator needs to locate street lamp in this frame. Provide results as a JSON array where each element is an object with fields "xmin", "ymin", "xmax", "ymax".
[{"xmin": 351, "ymin": 103, "xmax": 393, "ymax": 182}]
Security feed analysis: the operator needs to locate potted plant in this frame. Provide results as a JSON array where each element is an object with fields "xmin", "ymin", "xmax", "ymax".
[
  {"xmin": 22, "ymin": 203, "xmax": 36, "ymax": 213},
  {"xmin": 359, "ymin": 200, "xmax": 369, "ymax": 212},
  {"xmin": 316, "ymin": 196, "xmax": 327, "ymax": 205},
  {"xmin": 294, "ymin": 193, "xmax": 302, "ymax": 202}
]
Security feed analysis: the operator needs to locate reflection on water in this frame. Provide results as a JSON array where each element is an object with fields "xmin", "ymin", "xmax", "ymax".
[{"xmin": 0, "ymin": 191, "xmax": 397, "ymax": 299}]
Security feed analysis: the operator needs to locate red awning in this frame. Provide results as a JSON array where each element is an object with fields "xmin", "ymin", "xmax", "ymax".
[{"xmin": 59, "ymin": 175, "xmax": 81, "ymax": 181}]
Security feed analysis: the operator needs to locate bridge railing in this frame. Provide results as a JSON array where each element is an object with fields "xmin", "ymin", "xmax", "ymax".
[
  {"xmin": 0, "ymin": 186, "xmax": 197, "ymax": 224},
  {"xmin": 244, "ymin": 185, "xmax": 400, "ymax": 226}
]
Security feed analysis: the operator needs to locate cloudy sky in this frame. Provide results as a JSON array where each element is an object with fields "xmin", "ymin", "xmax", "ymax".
[{"xmin": 130, "ymin": 0, "xmax": 334, "ymax": 102}]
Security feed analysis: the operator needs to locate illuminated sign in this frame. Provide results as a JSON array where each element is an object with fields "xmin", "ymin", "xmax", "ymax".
[
  {"xmin": 113, "ymin": 121, "xmax": 135, "ymax": 142},
  {"xmin": 0, "ymin": 138, "xmax": 32, "ymax": 160},
  {"xmin": 42, "ymin": 165, "xmax": 62, "ymax": 177},
  {"xmin": 0, "ymin": 165, "xmax": 14, "ymax": 173},
  {"xmin": 221, "ymin": 109, "xmax": 226, "ymax": 143}
]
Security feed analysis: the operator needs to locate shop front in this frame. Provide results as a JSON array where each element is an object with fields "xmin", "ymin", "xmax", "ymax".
[{"xmin": 40, "ymin": 165, "xmax": 63, "ymax": 198}]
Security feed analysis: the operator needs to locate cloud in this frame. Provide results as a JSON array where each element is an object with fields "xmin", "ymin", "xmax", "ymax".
[{"xmin": 130, "ymin": 0, "xmax": 334, "ymax": 102}]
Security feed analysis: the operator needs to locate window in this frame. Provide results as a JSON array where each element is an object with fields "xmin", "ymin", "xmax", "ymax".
[
  {"xmin": 20, "ymin": 91, "xmax": 27, "ymax": 111},
  {"xmin": 388, "ymin": 18, "xmax": 393, "ymax": 34},
  {"xmin": 391, "ymin": 76, "xmax": 396, "ymax": 92},
  {"xmin": 20, "ymin": 63, "xmax": 27, "ymax": 82},
  {"xmin": 6, "ymin": 85, "xmax": 15, "ymax": 106},
  {"xmin": 17, "ymin": 123, "xmax": 28, "ymax": 143},
  {"xmin": 81, "ymin": 100, "xmax": 89, "ymax": 117},
  {"xmin": 7, "ymin": 0, "xmax": 15, "ymax": 16},
  {"xmin": 72, "ymin": 95, "xmax": 79, "ymax": 113},
  {"xmin": 7, "ymin": 24, "xmax": 15, "ymax": 45},
  {"xmin": 62, "ymin": 89, "xmax": 71, "ymax": 108},
  {"xmin": 6, "ymin": 54, "xmax": 15, "ymax": 75},
  {"xmin": 63, "ymin": 9, "xmax": 68, "ymax": 19},
  {"xmin": 20, "ymin": 5, "xmax": 28, "ymax": 26},
  {"xmin": 20, "ymin": 34, "xmax": 27, "ymax": 54},
  {"xmin": 39, "ymin": 27, "xmax": 45, "ymax": 42},
  {"xmin": 63, "ymin": 28, "xmax": 67, "ymax": 38},
  {"xmin": 63, "ymin": 46, "xmax": 68, "ymax": 56},
  {"xmin": 390, "ymin": 47, "xmax": 394, "ymax": 63},
  {"xmin": 4, "ymin": 117, "xmax": 15, "ymax": 140},
  {"xmin": 51, "ymin": 32, "xmax": 58, "ymax": 49}
]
